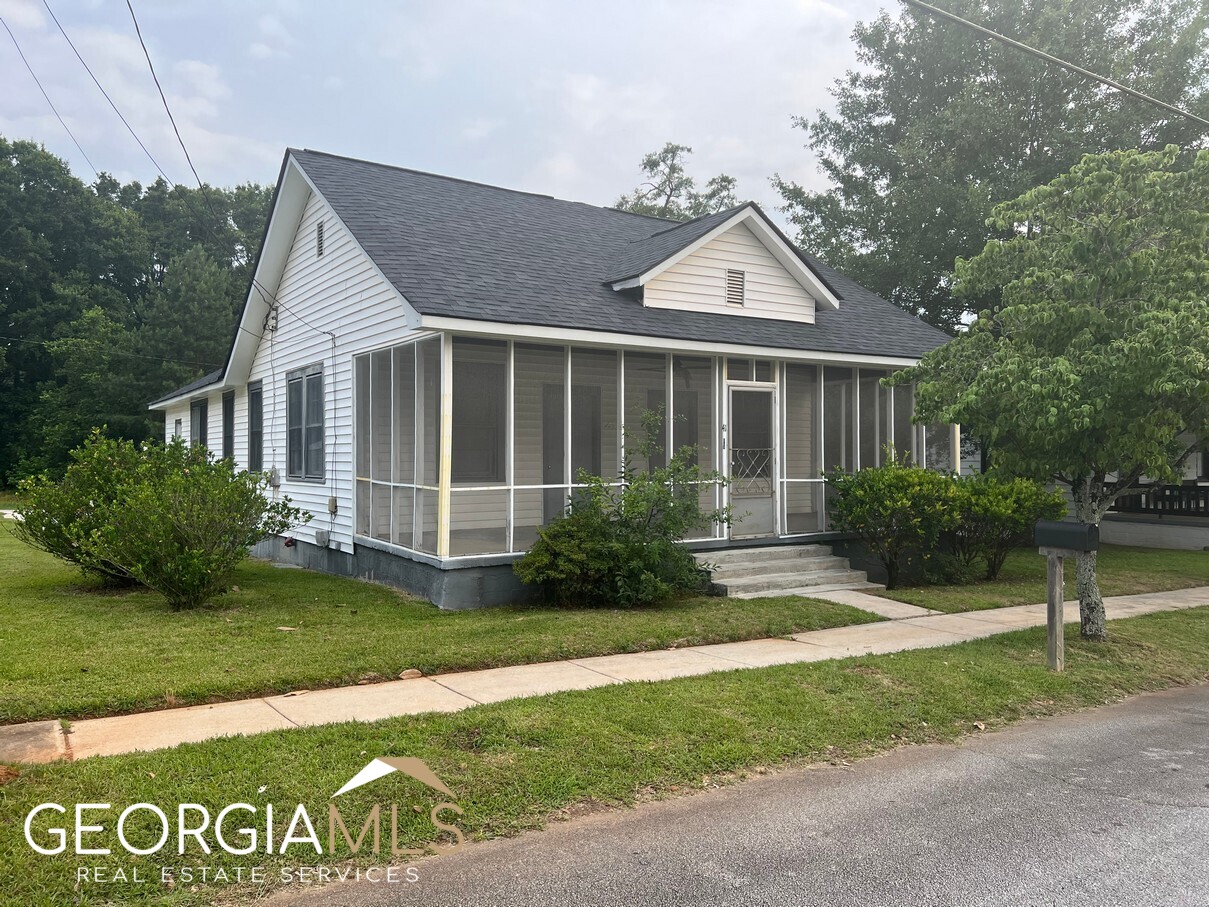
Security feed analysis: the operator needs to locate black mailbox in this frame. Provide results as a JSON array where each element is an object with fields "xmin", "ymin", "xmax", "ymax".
[{"xmin": 1034, "ymin": 520, "xmax": 1098, "ymax": 552}]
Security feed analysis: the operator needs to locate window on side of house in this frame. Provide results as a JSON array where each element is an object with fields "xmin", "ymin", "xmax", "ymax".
[
  {"xmin": 190, "ymin": 399, "xmax": 208, "ymax": 448},
  {"xmin": 173, "ymin": 418, "xmax": 182, "ymax": 439},
  {"xmin": 222, "ymin": 391, "xmax": 235, "ymax": 460},
  {"xmin": 287, "ymin": 366, "xmax": 325, "ymax": 480},
  {"xmin": 247, "ymin": 381, "xmax": 263, "ymax": 472}
]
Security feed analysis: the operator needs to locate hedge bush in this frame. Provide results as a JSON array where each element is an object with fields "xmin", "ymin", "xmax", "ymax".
[
  {"xmin": 14, "ymin": 433, "xmax": 306, "ymax": 609},
  {"xmin": 826, "ymin": 454, "xmax": 959, "ymax": 589},
  {"xmin": 827, "ymin": 458, "xmax": 1066, "ymax": 588},
  {"xmin": 515, "ymin": 410, "xmax": 729, "ymax": 607},
  {"xmin": 953, "ymin": 475, "xmax": 1067, "ymax": 579},
  {"xmin": 12, "ymin": 430, "xmax": 142, "ymax": 585}
]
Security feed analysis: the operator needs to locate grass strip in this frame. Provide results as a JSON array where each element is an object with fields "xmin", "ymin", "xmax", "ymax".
[
  {"xmin": 2, "ymin": 607, "xmax": 1208, "ymax": 906},
  {"xmin": 0, "ymin": 526, "xmax": 878, "ymax": 724}
]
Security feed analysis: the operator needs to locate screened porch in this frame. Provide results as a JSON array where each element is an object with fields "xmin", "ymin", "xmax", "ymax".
[{"xmin": 353, "ymin": 333, "xmax": 957, "ymax": 561}]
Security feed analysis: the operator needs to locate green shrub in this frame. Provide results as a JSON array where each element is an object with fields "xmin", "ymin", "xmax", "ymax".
[
  {"xmin": 86, "ymin": 439, "xmax": 307, "ymax": 610},
  {"xmin": 14, "ymin": 433, "xmax": 307, "ymax": 609},
  {"xmin": 515, "ymin": 410, "xmax": 729, "ymax": 607},
  {"xmin": 953, "ymin": 475, "xmax": 1067, "ymax": 579},
  {"xmin": 12, "ymin": 430, "xmax": 142, "ymax": 585},
  {"xmin": 826, "ymin": 454, "xmax": 959, "ymax": 589}
]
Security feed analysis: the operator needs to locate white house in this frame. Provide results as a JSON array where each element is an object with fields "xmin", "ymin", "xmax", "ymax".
[{"xmin": 150, "ymin": 149, "xmax": 957, "ymax": 607}]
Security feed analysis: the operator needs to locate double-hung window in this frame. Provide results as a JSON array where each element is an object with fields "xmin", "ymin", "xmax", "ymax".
[
  {"xmin": 287, "ymin": 365, "xmax": 325, "ymax": 480},
  {"xmin": 190, "ymin": 399, "xmax": 208, "ymax": 448},
  {"xmin": 247, "ymin": 381, "xmax": 264, "ymax": 472},
  {"xmin": 221, "ymin": 391, "xmax": 235, "ymax": 460}
]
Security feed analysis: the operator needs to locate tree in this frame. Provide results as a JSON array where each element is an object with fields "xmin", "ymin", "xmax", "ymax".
[
  {"xmin": 615, "ymin": 143, "xmax": 739, "ymax": 220},
  {"xmin": 775, "ymin": 0, "xmax": 1209, "ymax": 332},
  {"xmin": 892, "ymin": 146, "xmax": 1209, "ymax": 639},
  {"xmin": 0, "ymin": 135, "xmax": 271, "ymax": 483}
]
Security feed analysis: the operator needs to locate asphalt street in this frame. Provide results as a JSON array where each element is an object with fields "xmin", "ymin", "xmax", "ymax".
[{"xmin": 271, "ymin": 684, "xmax": 1209, "ymax": 907}]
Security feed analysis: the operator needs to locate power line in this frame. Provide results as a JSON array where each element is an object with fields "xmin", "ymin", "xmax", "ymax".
[
  {"xmin": 0, "ymin": 14, "xmax": 98, "ymax": 177},
  {"xmin": 123, "ymin": 0, "xmax": 209, "ymax": 196},
  {"xmin": 123, "ymin": 0, "xmax": 333, "ymax": 342},
  {"xmin": 900, "ymin": 0, "xmax": 1209, "ymax": 129},
  {"xmin": 42, "ymin": 0, "xmax": 172, "ymax": 183},
  {"xmin": 0, "ymin": 333, "xmax": 222, "ymax": 369}
]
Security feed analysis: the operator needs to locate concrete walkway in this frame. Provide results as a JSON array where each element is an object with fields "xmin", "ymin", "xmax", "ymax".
[{"xmin": 4, "ymin": 587, "xmax": 1208, "ymax": 764}]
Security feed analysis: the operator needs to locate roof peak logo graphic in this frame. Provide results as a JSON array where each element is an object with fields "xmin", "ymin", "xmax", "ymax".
[{"xmin": 332, "ymin": 757, "xmax": 454, "ymax": 799}]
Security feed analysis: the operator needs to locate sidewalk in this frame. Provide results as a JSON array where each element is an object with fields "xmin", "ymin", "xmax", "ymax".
[{"xmin": 4, "ymin": 587, "xmax": 1208, "ymax": 765}]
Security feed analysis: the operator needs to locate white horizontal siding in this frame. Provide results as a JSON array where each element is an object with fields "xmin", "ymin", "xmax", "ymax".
[
  {"xmin": 644, "ymin": 222, "xmax": 816, "ymax": 323},
  {"xmin": 237, "ymin": 189, "xmax": 416, "ymax": 551}
]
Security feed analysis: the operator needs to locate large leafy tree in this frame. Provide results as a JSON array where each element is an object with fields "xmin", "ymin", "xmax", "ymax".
[
  {"xmin": 0, "ymin": 136, "xmax": 271, "ymax": 480},
  {"xmin": 893, "ymin": 146, "xmax": 1209, "ymax": 640},
  {"xmin": 776, "ymin": 0, "xmax": 1209, "ymax": 332},
  {"xmin": 615, "ymin": 142, "xmax": 739, "ymax": 220}
]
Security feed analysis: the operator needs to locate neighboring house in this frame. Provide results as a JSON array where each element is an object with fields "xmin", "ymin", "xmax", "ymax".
[
  {"xmin": 149, "ymin": 149, "xmax": 957, "ymax": 606},
  {"xmin": 1101, "ymin": 435, "xmax": 1209, "ymax": 550}
]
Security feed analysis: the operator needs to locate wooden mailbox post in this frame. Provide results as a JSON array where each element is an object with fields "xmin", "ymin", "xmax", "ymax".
[{"xmin": 1033, "ymin": 520, "xmax": 1099, "ymax": 672}]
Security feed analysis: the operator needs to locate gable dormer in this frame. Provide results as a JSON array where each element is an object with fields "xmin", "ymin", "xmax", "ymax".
[{"xmin": 608, "ymin": 204, "xmax": 840, "ymax": 324}]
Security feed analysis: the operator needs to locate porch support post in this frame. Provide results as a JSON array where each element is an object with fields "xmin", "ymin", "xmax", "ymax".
[
  {"xmin": 437, "ymin": 332, "xmax": 454, "ymax": 558},
  {"xmin": 951, "ymin": 423, "xmax": 962, "ymax": 475}
]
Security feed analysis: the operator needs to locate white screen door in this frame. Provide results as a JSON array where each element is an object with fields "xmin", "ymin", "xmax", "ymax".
[{"xmin": 729, "ymin": 388, "xmax": 775, "ymax": 538}]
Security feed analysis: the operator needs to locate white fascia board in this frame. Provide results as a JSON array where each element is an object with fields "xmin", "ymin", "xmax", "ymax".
[
  {"xmin": 219, "ymin": 159, "xmax": 312, "ymax": 393},
  {"xmin": 610, "ymin": 206, "xmax": 841, "ymax": 311},
  {"xmin": 147, "ymin": 381, "xmax": 230, "ymax": 411},
  {"xmin": 288, "ymin": 156, "xmax": 423, "ymax": 331},
  {"xmin": 419, "ymin": 316, "xmax": 922, "ymax": 369}
]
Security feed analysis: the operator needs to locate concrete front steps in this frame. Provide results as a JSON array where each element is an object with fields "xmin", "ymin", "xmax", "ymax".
[{"xmin": 699, "ymin": 544, "xmax": 882, "ymax": 599}]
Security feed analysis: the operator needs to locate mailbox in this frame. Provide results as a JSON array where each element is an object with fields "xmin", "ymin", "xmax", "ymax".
[{"xmin": 1034, "ymin": 520, "xmax": 1098, "ymax": 553}]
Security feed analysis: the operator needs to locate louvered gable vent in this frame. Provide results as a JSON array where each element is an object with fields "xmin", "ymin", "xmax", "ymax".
[{"xmin": 725, "ymin": 268, "xmax": 745, "ymax": 306}]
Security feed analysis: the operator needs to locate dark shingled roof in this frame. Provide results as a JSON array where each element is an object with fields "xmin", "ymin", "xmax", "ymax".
[
  {"xmin": 290, "ymin": 149, "xmax": 949, "ymax": 359},
  {"xmin": 151, "ymin": 368, "xmax": 222, "ymax": 406}
]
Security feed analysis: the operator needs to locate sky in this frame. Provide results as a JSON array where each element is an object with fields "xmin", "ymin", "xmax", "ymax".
[{"xmin": 0, "ymin": 0, "xmax": 886, "ymax": 219}]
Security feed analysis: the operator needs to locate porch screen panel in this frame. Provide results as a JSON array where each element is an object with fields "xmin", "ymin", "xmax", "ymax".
[
  {"xmin": 925, "ymin": 424, "xmax": 954, "ymax": 472},
  {"xmin": 784, "ymin": 363, "xmax": 821, "ymax": 533},
  {"xmin": 672, "ymin": 356, "xmax": 718, "ymax": 536},
  {"xmin": 893, "ymin": 384, "xmax": 916, "ymax": 464},
  {"xmin": 858, "ymin": 369, "xmax": 889, "ymax": 468},
  {"xmin": 370, "ymin": 351, "xmax": 392, "ymax": 482},
  {"xmin": 624, "ymin": 352, "xmax": 668, "ymax": 472},
  {"xmin": 450, "ymin": 338, "xmax": 508, "ymax": 556},
  {"xmin": 353, "ymin": 339, "xmax": 432, "ymax": 553},
  {"xmin": 513, "ymin": 344, "xmax": 566, "ymax": 543},
  {"xmin": 823, "ymin": 367, "xmax": 854, "ymax": 473},
  {"xmin": 571, "ymin": 348, "xmax": 619, "ymax": 481},
  {"xmin": 393, "ymin": 344, "xmax": 416, "ymax": 485},
  {"xmin": 450, "ymin": 489, "xmax": 508, "ymax": 556},
  {"xmin": 353, "ymin": 357, "xmax": 369, "ymax": 536}
]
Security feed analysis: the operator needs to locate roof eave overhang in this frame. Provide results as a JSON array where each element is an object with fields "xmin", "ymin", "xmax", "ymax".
[
  {"xmin": 608, "ymin": 205, "xmax": 842, "ymax": 311},
  {"xmin": 419, "ymin": 315, "xmax": 925, "ymax": 368}
]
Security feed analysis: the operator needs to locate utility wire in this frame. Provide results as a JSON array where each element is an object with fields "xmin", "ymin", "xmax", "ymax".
[
  {"xmin": 0, "ymin": 15, "xmax": 98, "ymax": 177},
  {"xmin": 42, "ymin": 0, "xmax": 172, "ymax": 182},
  {"xmin": 900, "ymin": 0, "xmax": 1209, "ymax": 129},
  {"xmin": 0, "ymin": 333, "xmax": 223, "ymax": 369},
  {"xmin": 124, "ymin": 0, "xmax": 334, "ymax": 341}
]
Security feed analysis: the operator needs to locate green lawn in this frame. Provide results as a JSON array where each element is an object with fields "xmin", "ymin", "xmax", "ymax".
[
  {"xmin": 0, "ymin": 490, "xmax": 20, "ymax": 509},
  {"xmin": 0, "ymin": 524, "xmax": 878, "ymax": 724},
  {"xmin": 877, "ymin": 544, "xmax": 1209, "ymax": 613},
  {"xmin": 2, "ymin": 607, "xmax": 1208, "ymax": 907}
]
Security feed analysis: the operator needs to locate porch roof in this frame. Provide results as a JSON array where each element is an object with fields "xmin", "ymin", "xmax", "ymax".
[{"xmin": 289, "ymin": 149, "xmax": 951, "ymax": 360}]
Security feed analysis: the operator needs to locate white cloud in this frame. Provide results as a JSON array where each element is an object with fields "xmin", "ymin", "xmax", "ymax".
[
  {"xmin": 247, "ymin": 42, "xmax": 273, "ymax": 61},
  {"xmin": 460, "ymin": 116, "xmax": 502, "ymax": 141},
  {"xmin": 0, "ymin": 0, "xmax": 45, "ymax": 30}
]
